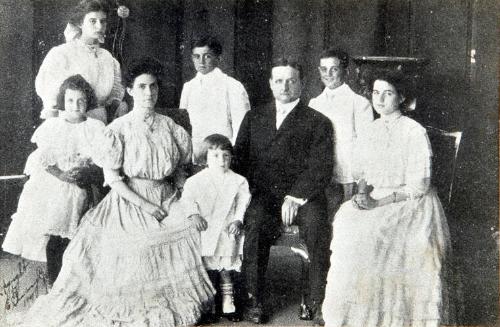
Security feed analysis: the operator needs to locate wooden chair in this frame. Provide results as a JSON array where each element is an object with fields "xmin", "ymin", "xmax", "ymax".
[
  {"xmin": 425, "ymin": 126, "xmax": 463, "ymax": 209},
  {"xmin": 425, "ymin": 125, "xmax": 464, "ymax": 325},
  {"xmin": 272, "ymin": 224, "xmax": 311, "ymax": 318}
]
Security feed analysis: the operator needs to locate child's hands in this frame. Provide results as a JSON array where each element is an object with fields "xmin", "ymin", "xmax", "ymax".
[
  {"xmin": 189, "ymin": 214, "xmax": 208, "ymax": 231},
  {"xmin": 227, "ymin": 220, "xmax": 243, "ymax": 235},
  {"xmin": 58, "ymin": 169, "xmax": 79, "ymax": 184}
]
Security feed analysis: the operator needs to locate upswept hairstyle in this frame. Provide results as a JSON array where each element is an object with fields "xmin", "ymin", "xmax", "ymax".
[
  {"xmin": 56, "ymin": 74, "xmax": 97, "ymax": 111},
  {"xmin": 123, "ymin": 57, "xmax": 164, "ymax": 88},
  {"xmin": 68, "ymin": 0, "xmax": 110, "ymax": 26},
  {"xmin": 200, "ymin": 134, "xmax": 233, "ymax": 163},
  {"xmin": 191, "ymin": 35, "xmax": 223, "ymax": 57},
  {"xmin": 271, "ymin": 57, "xmax": 304, "ymax": 80},
  {"xmin": 319, "ymin": 48, "xmax": 349, "ymax": 69},
  {"xmin": 367, "ymin": 68, "xmax": 413, "ymax": 110}
]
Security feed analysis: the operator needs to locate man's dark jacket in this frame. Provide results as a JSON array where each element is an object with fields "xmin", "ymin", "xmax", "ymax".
[{"xmin": 233, "ymin": 100, "xmax": 334, "ymax": 203}]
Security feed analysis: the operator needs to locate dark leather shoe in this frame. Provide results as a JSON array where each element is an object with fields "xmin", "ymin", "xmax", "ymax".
[
  {"xmin": 313, "ymin": 305, "xmax": 325, "ymax": 326},
  {"xmin": 224, "ymin": 311, "xmax": 242, "ymax": 322},
  {"xmin": 243, "ymin": 298, "xmax": 264, "ymax": 324}
]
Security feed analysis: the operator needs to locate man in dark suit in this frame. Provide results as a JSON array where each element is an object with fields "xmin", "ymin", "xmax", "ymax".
[{"xmin": 233, "ymin": 57, "xmax": 334, "ymax": 324}]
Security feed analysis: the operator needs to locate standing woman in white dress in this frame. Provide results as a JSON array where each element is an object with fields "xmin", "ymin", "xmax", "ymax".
[
  {"xmin": 35, "ymin": 0, "xmax": 124, "ymax": 124},
  {"xmin": 322, "ymin": 69, "xmax": 450, "ymax": 327}
]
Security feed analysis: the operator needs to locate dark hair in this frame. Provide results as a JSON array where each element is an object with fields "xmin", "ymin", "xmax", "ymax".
[
  {"xmin": 56, "ymin": 74, "xmax": 98, "ymax": 111},
  {"xmin": 200, "ymin": 134, "xmax": 233, "ymax": 163},
  {"xmin": 68, "ymin": 0, "xmax": 110, "ymax": 26},
  {"xmin": 123, "ymin": 57, "xmax": 164, "ymax": 88},
  {"xmin": 319, "ymin": 48, "xmax": 349, "ymax": 69},
  {"xmin": 271, "ymin": 57, "xmax": 304, "ymax": 80},
  {"xmin": 191, "ymin": 36, "xmax": 223, "ymax": 57},
  {"xmin": 367, "ymin": 68, "xmax": 414, "ymax": 110},
  {"xmin": 367, "ymin": 68, "xmax": 409, "ymax": 98}
]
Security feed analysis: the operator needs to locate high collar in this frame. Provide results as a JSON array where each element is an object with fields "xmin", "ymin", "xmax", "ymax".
[
  {"xmin": 323, "ymin": 83, "xmax": 349, "ymax": 99},
  {"xmin": 195, "ymin": 67, "xmax": 223, "ymax": 82},
  {"xmin": 380, "ymin": 111, "xmax": 403, "ymax": 128},
  {"xmin": 275, "ymin": 98, "xmax": 300, "ymax": 115},
  {"xmin": 74, "ymin": 38, "xmax": 101, "ymax": 56}
]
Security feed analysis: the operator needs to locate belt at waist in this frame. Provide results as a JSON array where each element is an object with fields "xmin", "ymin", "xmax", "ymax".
[{"xmin": 127, "ymin": 177, "xmax": 170, "ymax": 188}]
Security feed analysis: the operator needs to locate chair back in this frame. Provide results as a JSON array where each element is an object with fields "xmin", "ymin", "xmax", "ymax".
[
  {"xmin": 425, "ymin": 126, "xmax": 462, "ymax": 208},
  {"xmin": 160, "ymin": 108, "xmax": 192, "ymax": 136}
]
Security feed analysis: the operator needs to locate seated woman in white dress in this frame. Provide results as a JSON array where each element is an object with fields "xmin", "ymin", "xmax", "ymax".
[
  {"xmin": 17, "ymin": 57, "xmax": 214, "ymax": 327},
  {"xmin": 322, "ymin": 69, "xmax": 450, "ymax": 327}
]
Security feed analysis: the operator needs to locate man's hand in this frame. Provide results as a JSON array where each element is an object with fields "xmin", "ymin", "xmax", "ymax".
[
  {"xmin": 281, "ymin": 197, "xmax": 300, "ymax": 226},
  {"xmin": 189, "ymin": 214, "xmax": 208, "ymax": 231}
]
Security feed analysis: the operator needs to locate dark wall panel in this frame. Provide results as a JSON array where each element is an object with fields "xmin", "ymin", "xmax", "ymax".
[{"xmin": 0, "ymin": 0, "xmax": 34, "ymax": 234}]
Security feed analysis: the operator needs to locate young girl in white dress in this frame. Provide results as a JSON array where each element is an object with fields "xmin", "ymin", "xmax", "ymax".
[
  {"xmin": 2, "ymin": 74, "xmax": 105, "ymax": 286},
  {"xmin": 322, "ymin": 69, "xmax": 450, "ymax": 327},
  {"xmin": 182, "ymin": 134, "xmax": 251, "ymax": 321}
]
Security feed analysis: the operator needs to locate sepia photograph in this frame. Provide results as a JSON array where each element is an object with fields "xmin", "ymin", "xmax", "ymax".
[{"xmin": 0, "ymin": 0, "xmax": 498, "ymax": 326}]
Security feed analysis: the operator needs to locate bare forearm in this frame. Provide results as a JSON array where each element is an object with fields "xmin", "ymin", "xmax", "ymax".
[
  {"xmin": 46, "ymin": 165, "xmax": 63, "ymax": 179},
  {"xmin": 376, "ymin": 191, "xmax": 409, "ymax": 207}
]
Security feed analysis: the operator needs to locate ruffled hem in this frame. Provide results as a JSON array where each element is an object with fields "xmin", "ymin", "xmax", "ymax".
[
  {"xmin": 2, "ymin": 214, "xmax": 49, "ymax": 262},
  {"xmin": 11, "ymin": 220, "xmax": 214, "ymax": 327},
  {"xmin": 323, "ymin": 191, "xmax": 449, "ymax": 327}
]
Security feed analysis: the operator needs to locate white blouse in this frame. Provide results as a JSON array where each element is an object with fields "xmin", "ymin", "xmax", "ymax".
[
  {"xmin": 35, "ymin": 39, "xmax": 124, "ymax": 119},
  {"xmin": 353, "ymin": 115, "xmax": 433, "ymax": 199},
  {"xmin": 93, "ymin": 111, "xmax": 192, "ymax": 184}
]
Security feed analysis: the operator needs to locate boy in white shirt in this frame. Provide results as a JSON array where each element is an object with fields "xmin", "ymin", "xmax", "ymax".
[
  {"xmin": 179, "ymin": 36, "xmax": 250, "ymax": 165},
  {"xmin": 309, "ymin": 48, "xmax": 374, "ymax": 220}
]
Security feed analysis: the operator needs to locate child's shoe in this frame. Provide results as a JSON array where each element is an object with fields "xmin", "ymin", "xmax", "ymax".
[{"xmin": 221, "ymin": 282, "xmax": 236, "ymax": 313}]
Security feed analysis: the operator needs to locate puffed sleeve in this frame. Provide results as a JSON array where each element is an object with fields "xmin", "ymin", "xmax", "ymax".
[
  {"xmin": 170, "ymin": 120, "xmax": 193, "ymax": 166},
  {"xmin": 403, "ymin": 127, "xmax": 432, "ymax": 198},
  {"xmin": 31, "ymin": 120, "xmax": 58, "ymax": 168},
  {"xmin": 227, "ymin": 80, "xmax": 251, "ymax": 144},
  {"xmin": 233, "ymin": 177, "xmax": 251, "ymax": 222},
  {"xmin": 91, "ymin": 125, "xmax": 124, "ymax": 171},
  {"xmin": 35, "ymin": 46, "xmax": 70, "ymax": 118},
  {"xmin": 106, "ymin": 58, "xmax": 125, "ymax": 105}
]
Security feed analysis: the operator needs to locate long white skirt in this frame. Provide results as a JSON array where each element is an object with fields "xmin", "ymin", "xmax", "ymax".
[
  {"xmin": 10, "ymin": 178, "xmax": 215, "ymax": 327},
  {"xmin": 322, "ymin": 189, "xmax": 450, "ymax": 327}
]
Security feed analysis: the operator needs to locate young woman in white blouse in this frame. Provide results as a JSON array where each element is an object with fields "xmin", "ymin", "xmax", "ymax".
[
  {"xmin": 35, "ymin": 0, "xmax": 124, "ymax": 123},
  {"xmin": 322, "ymin": 69, "xmax": 450, "ymax": 327}
]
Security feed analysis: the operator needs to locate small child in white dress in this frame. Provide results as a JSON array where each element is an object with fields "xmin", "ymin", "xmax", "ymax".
[
  {"xmin": 182, "ymin": 134, "xmax": 251, "ymax": 321},
  {"xmin": 2, "ymin": 74, "xmax": 104, "ymax": 286}
]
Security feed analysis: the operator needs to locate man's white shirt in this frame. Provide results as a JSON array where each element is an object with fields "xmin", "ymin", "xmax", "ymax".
[
  {"xmin": 180, "ymin": 67, "xmax": 250, "ymax": 162},
  {"xmin": 309, "ymin": 83, "xmax": 373, "ymax": 184}
]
